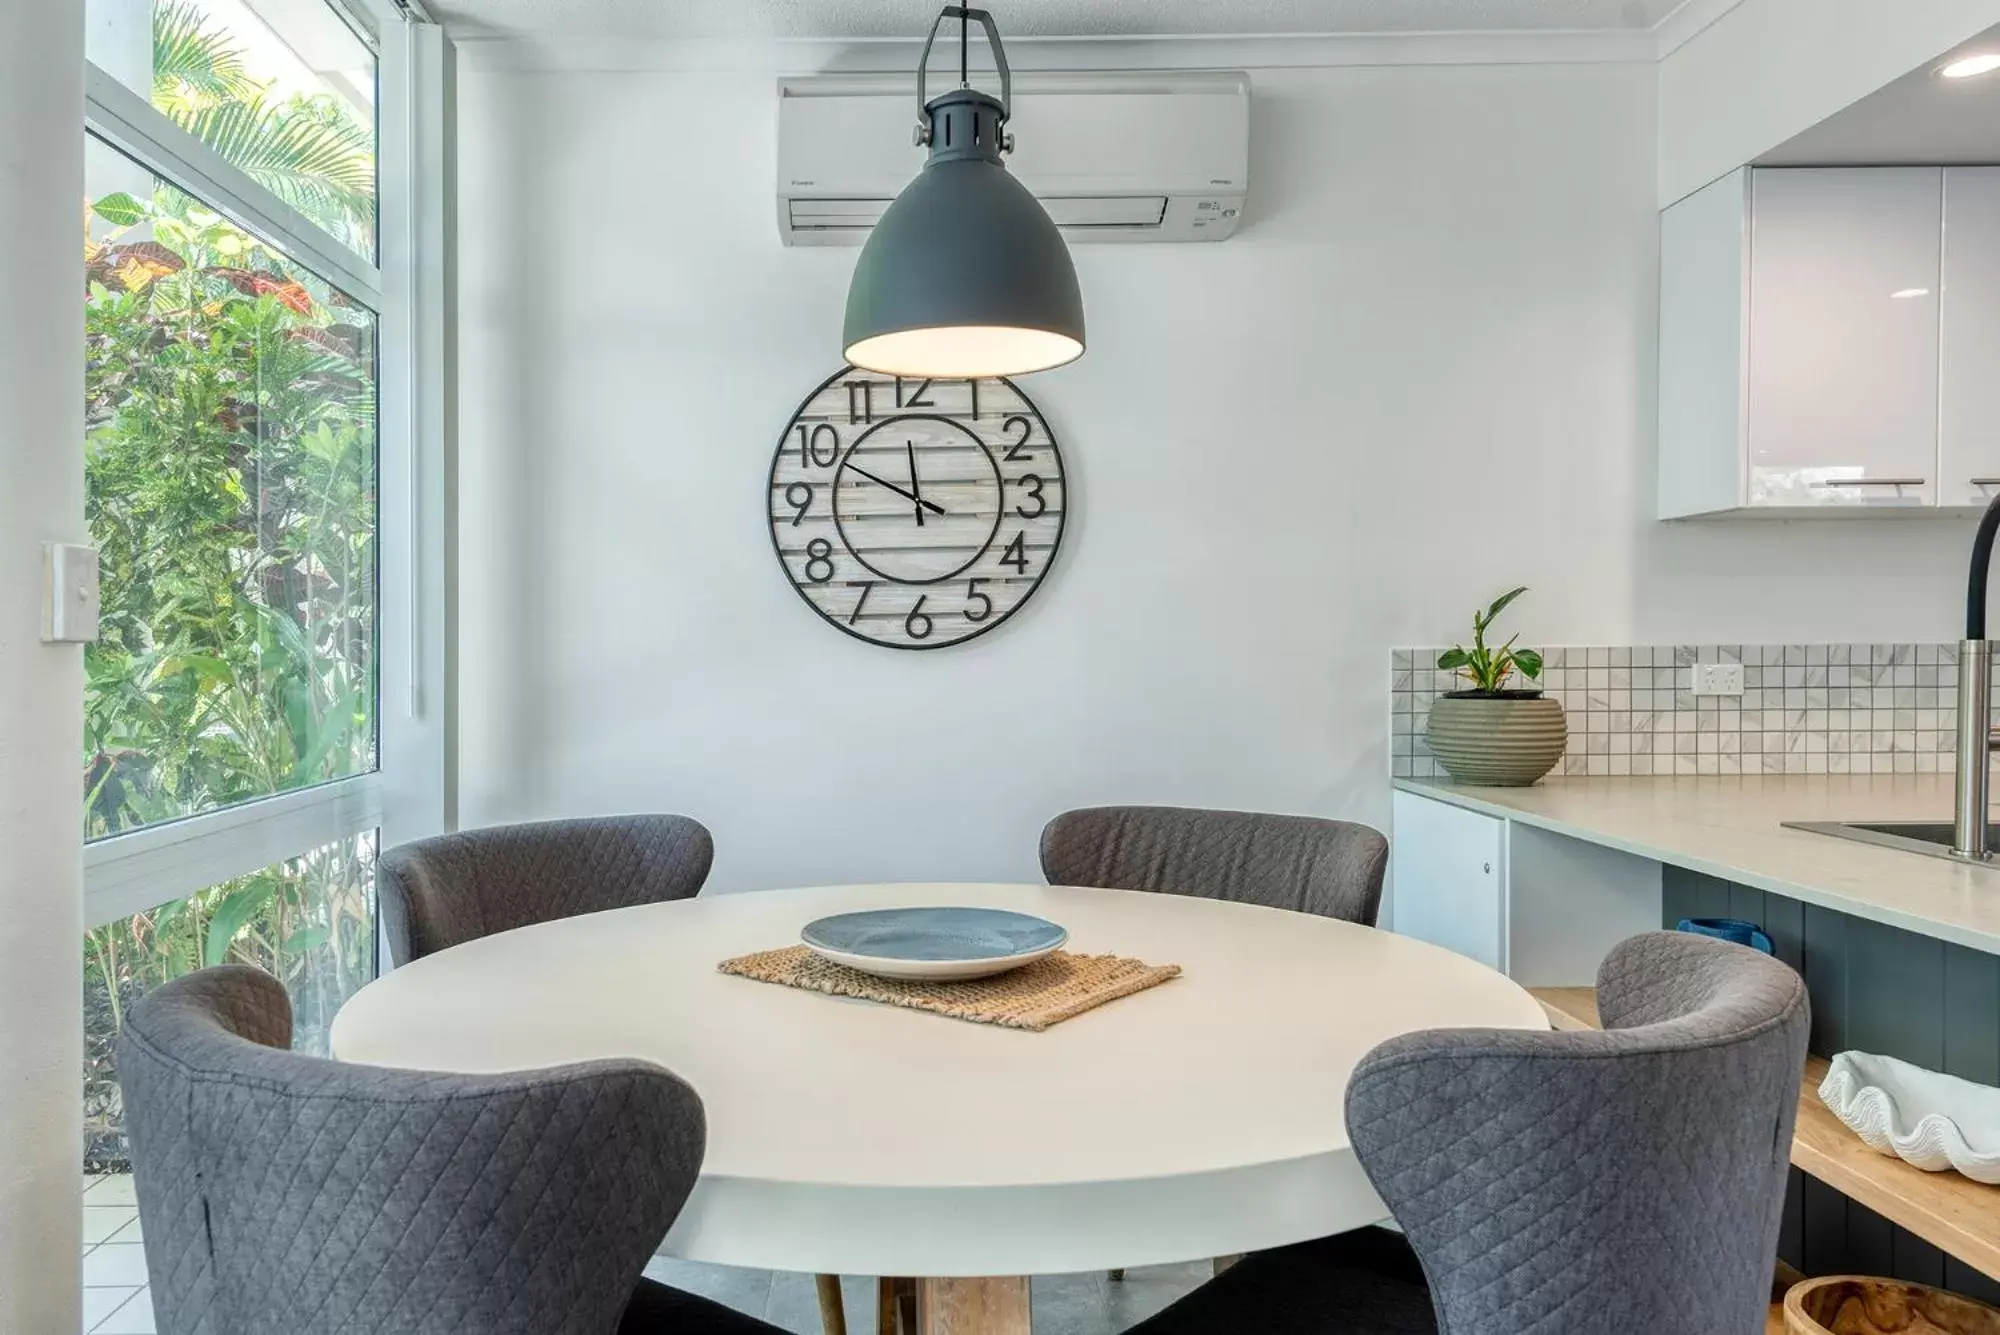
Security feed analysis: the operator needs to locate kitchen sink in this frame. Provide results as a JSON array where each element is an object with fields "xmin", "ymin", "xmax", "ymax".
[{"xmin": 1783, "ymin": 820, "xmax": 2000, "ymax": 863}]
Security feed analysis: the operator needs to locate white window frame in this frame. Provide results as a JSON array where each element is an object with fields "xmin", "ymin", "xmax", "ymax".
[{"xmin": 80, "ymin": 0, "xmax": 451, "ymax": 931}]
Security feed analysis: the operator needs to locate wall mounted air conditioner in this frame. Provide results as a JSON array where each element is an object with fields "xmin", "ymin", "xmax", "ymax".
[{"xmin": 777, "ymin": 70, "xmax": 1250, "ymax": 246}]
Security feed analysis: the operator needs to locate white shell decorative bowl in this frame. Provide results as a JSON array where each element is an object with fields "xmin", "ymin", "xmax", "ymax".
[{"xmin": 1819, "ymin": 1051, "xmax": 2000, "ymax": 1183}]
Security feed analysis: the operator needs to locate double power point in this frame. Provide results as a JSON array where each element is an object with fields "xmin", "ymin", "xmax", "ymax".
[{"xmin": 1688, "ymin": 662, "xmax": 1744, "ymax": 697}]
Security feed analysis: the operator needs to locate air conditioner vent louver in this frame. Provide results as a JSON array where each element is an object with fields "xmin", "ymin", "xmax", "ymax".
[
  {"xmin": 777, "ymin": 71, "xmax": 1249, "ymax": 247},
  {"xmin": 788, "ymin": 195, "xmax": 1172, "ymax": 233}
]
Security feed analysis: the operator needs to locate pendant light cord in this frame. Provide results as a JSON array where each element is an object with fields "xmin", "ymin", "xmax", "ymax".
[{"xmin": 959, "ymin": 8, "xmax": 968, "ymax": 86}]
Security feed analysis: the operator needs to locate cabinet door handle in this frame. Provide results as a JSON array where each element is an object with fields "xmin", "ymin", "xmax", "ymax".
[
  {"xmin": 1810, "ymin": 478, "xmax": 1928, "ymax": 487},
  {"xmin": 1972, "ymin": 479, "xmax": 2000, "ymax": 488},
  {"xmin": 1482, "ymin": 862, "xmax": 1492, "ymax": 874}
]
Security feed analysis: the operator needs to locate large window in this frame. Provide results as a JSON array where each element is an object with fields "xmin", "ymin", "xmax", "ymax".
[
  {"xmin": 84, "ymin": 135, "xmax": 379, "ymax": 840},
  {"xmin": 84, "ymin": 833, "xmax": 378, "ymax": 1168},
  {"xmin": 88, "ymin": 0, "xmax": 378, "ymax": 258},
  {"xmin": 75, "ymin": 0, "xmax": 443, "ymax": 1194}
]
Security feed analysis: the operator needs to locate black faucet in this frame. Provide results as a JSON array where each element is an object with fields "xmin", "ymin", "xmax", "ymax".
[{"xmin": 1954, "ymin": 492, "xmax": 2000, "ymax": 858}]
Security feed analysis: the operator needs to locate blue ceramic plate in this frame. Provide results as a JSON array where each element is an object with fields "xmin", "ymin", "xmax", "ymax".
[{"xmin": 800, "ymin": 907, "xmax": 1069, "ymax": 981}]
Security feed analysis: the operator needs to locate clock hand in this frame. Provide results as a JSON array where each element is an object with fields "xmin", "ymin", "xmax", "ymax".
[
  {"xmin": 845, "ymin": 462, "xmax": 946, "ymax": 516},
  {"xmin": 907, "ymin": 439, "xmax": 925, "ymax": 528}
]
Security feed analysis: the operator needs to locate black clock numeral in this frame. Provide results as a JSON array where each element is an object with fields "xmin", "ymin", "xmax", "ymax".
[
  {"xmin": 968, "ymin": 378, "xmax": 981, "ymax": 420},
  {"xmin": 848, "ymin": 581, "xmax": 873, "ymax": 626},
  {"xmin": 999, "ymin": 532, "xmax": 1030, "ymax": 574},
  {"xmin": 1001, "ymin": 415, "xmax": 1033, "ymax": 462},
  {"xmin": 905, "ymin": 595, "xmax": 934, "ymax": 641},
  {"xmin": 894, "ymin": 376, "xmax": 935, "ymax": 408},
  {"xmin": 784, "ymin": 481, "xmax": 814, "ymax": 526},
  {"xmin": 843, "ymin": 379, "xmax": 875, "ymax": 425},
  {"xmin": 804, "ymin": 537, "xmax": 835, "ymax": 584},
  {"xmin": 795, "ymin": 423, "xmax": 839, "ymax": 468},
  {"xmin": 1012, "ymin": 473, "xmax": 1047, "ymax": 519},
  {"xmin": 964, "ymin": 578, "xmax": 994, "ymax": 623}
]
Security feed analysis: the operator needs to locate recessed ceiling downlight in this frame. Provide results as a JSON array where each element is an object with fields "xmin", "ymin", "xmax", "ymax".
[{"xmin": 1942, "ymin": 52, "xmax": 2000, "ymax": 79}]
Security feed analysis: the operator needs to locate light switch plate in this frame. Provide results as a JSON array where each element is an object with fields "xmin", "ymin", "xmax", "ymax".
[{"xmin": 42, "ymin": 542, "xmax": 100, "ymax": 643}]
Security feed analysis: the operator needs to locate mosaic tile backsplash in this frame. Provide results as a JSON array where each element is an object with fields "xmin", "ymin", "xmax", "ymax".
[{"xmin": 1391, "ymin": 644, "xmax": 1992, "ymax": 778}]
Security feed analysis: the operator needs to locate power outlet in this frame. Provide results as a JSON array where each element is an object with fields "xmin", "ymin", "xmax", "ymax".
[{"xmin": 1689, "ymin": 662, "xmax": 1744, "ymax": 696}]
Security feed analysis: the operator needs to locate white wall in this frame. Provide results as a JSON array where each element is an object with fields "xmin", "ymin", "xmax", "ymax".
[
  {"xmin": 1659, "ymin": 0, "xmax": 2000, "ymax": 204},
  {"xmin": 0, "ymin": 1, "xmax": 85, "ymax": 1329},
  {"xmin": 456, "ymin": 57, "xmax": 1983, "ymax": 891}
]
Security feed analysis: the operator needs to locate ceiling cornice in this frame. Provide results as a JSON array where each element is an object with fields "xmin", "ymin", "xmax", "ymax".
[
  {"xmin": 454, "ymin": 28, "xmax": 1669, "ymax": 74},
  {"xmin": 450, "ymin": 0, "xmax": 1750, "ymax": 74},
  {"xmin": 1652, "ymin": 0, "xmax": 1744, "ymax": 58}
]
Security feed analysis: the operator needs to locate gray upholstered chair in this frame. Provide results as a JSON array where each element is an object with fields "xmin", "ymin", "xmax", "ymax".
[
  {"xmin": 118, "ymin": 964, "xmax": 779, "ymax": 1335},
  {"xmin": 1046, "ymin": 804, "xmax": 1392, "ymax": 1286},
  {"xmin": 1124, "ymin": 931, "xmax": 1810, "ymax": 1335},
  {"xmin": 379, "ymin": 813, "xmax": 714, "ymax": 967},
  {"xmin": 1040, "ymin": 804, "xmax": 1390, "ymax": 927}
]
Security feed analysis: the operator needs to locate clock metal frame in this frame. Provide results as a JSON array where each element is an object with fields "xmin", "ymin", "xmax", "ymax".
[{"xmin": 767, "ymin": 365, "xmax": 1067, "ymax": 652}]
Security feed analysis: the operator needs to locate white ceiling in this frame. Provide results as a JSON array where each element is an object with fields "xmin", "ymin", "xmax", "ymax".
[
  {"xmin": 1759, "ymin": 23, "xmax": 2000, "ymax": 167},
  {"xmin": 427, "ymin": 0, "xmax": 1695, "ymax": 42}
]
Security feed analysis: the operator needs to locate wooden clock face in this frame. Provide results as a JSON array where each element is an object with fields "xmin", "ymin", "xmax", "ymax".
[{"xmin": 769, "ymin": 368, "xmax": 1066, "ymax": 650}]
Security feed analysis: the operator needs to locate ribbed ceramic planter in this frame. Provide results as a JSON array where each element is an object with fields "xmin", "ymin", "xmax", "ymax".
[{"xmin": 1425, "ymin": 692, "xmax": 1567, "ymax": 787}]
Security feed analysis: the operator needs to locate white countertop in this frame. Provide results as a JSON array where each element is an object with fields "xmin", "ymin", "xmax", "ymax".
[{"xmin": 1394, "ymin": 775, "xmax": 2000, "ymax": 956}]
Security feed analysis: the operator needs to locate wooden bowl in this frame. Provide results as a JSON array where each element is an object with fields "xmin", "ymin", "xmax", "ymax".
[{"xmin": 1785, "ymin": 1276, "xmax": 2000, "ymax": 1334}]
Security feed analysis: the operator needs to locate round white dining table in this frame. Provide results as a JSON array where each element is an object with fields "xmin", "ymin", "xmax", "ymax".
[{"xmin": 331, "ymin": 882, "xmax": 1547, "ymax": 1334}]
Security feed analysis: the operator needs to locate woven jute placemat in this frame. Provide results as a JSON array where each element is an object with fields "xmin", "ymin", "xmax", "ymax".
[{"xmin": 717, "ymin": 946, "xmax": 1181, "ymax": 1031}]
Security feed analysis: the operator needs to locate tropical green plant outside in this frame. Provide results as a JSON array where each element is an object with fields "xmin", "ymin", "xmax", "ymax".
[
  {"xmin": 1437, "ymin": 587, "xmax": 1545, "ymax": 694},
  {"xmin": 150, "ymin": 0, "xmax": 376, "ymax": 254},
  {"xmin": 81, "ymin": 1, "xmax": 379, "ymax": 1168}
]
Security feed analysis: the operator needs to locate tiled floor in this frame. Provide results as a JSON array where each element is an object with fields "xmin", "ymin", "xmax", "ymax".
[
  {"xmin": 81, "ymin": 1175, "xmax": 152, "ymax": 1334},
  {"xmin": 83, "ymin": 1172, "xmax": 1204, "ymax": 1335}
]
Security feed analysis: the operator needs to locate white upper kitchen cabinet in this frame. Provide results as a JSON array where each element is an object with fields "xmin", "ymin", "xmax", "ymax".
[
  {"xmin": 1941, "ymin": 167, "xmax": 2000, "ymax": 510},
  {"xmin": 1749, "ymin": 168, "xmax": 1942, "ymax": 508},
  {"xmin": 1659, "ymin": 167, "xmax": 1946, "ymax": 518}
]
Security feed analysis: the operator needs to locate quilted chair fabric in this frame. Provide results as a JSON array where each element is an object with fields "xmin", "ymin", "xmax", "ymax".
[
  {"xmin": 1039, "ymin": 805, "xmax": 1389, "ymax": 925},
  {"xmin": 1125, "ymin": 931, "xmax": 1809, "ymax": 1335},
  {"xmin": 378, "ymin": 814, "xmax": 714, "ymax": 967},
  {"xmin": 118, "ymin": 965, "xmax": 780, "ymax": 1335}
]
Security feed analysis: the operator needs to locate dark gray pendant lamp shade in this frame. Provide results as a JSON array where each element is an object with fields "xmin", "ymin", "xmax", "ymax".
[{"xmin": 843, "ymin": 6, "xmax": 1085, "ymax": 379}]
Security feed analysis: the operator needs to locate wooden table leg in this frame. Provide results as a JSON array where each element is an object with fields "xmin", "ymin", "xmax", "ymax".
[
  {"xmin": 815, "ymin": 1274, "xmax": 849, "ymax": 1335},
  {"xmin": 917, "ymin": 1277, "xmax": 1032, "ymax": 1334}
]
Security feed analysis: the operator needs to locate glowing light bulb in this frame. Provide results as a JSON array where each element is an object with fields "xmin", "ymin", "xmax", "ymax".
[{"xmin": 1941, "ymin": 53, "xmax": 2000, "ymax": 79}]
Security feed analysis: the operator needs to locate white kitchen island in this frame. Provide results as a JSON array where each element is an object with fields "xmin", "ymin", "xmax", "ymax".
[
  {"xmin": 1391, "ymin": 773, "xmax": 2000, "ymax": 1298},
  {"xmin": 1392, "ymin": 774, "xmax": 2000, "ymax": 982}
]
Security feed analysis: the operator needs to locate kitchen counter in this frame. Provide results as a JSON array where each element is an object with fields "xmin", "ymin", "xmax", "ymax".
[{"xmin": 1393, "ymin": 775, "xmax": 2000, "ymax": 956}]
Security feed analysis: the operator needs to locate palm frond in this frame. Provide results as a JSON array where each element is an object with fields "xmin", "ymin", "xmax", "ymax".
[
  {"xmin": 153, "ymin": 1, "xmax": 256, "ymax": 113},
  {"xmin": 171, "ymin": 96, "xmax": 376, "ymax": 242}
]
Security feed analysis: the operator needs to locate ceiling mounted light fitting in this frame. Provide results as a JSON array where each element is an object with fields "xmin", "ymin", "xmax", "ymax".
[{"xmin": 842, "ymin": 5, "xmax": 1085, "ymax": 379}]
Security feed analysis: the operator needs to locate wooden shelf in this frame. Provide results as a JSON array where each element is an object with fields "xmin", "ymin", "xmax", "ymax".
[
  {"xmin": 1533, "ymin": 986, "xmax": 1601, "ymax": 1032},
  {"xmin": 1529, "ymin": 987, "xmax": 2000, "ymax": 1282}
]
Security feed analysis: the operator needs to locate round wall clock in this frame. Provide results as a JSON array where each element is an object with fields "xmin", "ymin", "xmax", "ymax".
[{"xmin": 768, "ymin": 367, "xmax": 1067, "ymax": 650}]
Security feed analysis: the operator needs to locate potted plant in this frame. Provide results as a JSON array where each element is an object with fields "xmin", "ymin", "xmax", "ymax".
[{"xmin": 1426, "ymin": 587, "xmax": 1567, "ymax": 786}]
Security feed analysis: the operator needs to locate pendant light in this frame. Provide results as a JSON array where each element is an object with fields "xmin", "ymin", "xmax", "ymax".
[{"xmin": 842, "ymin": 5, "xmax": 1085, "ymax": 379}]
